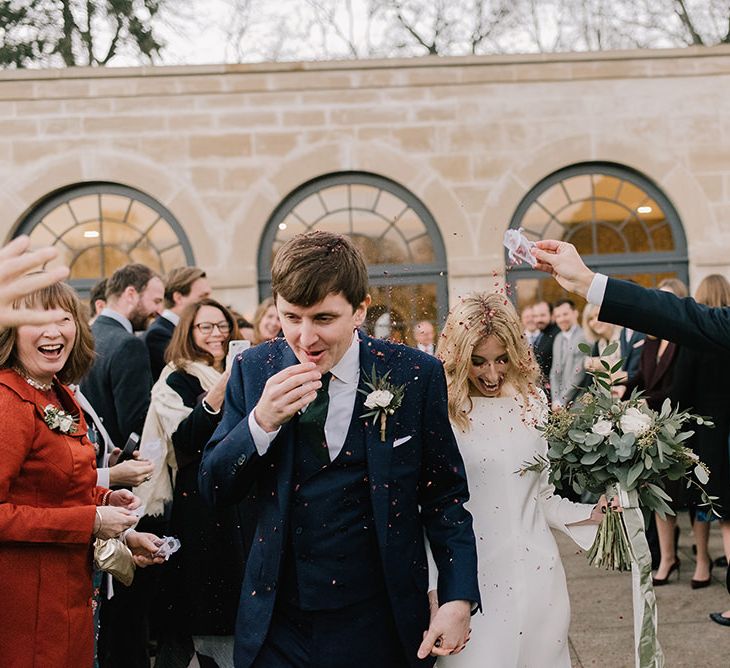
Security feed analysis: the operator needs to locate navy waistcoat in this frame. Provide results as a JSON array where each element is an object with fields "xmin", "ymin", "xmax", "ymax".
[{"xmin": 279, "ymin": 413, "xmax": 383, "ymax": 611}]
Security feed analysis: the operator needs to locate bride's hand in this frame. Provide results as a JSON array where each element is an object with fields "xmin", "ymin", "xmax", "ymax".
[
  {"xmin": 591, "ymin": 494, "xmax": 623, "ymax": 523},
  {"xmin": 428, "ymin": 589, "xmax": 439, "ymax": 625}
]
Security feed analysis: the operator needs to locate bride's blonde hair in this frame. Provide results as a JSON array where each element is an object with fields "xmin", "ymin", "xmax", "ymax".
[{"xmin": 437, "ymin": 292, "xmax": 541, "ymax": 432}]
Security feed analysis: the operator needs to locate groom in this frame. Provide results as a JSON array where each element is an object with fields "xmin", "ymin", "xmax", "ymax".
[{"xmin": 200, "ymin": 231, "xmax": 479, "ymax": 668}]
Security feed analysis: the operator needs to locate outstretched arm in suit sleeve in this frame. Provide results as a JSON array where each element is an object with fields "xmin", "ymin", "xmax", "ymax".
[
  {"xmin": 417, "ymin": 360, "xmax": 480, "ymax": 608},
  {"xmin": 601, "ymin": 279, "xmax": 730, "ymax": 354},
  {"xmin": 110, "ymin": 336, "xmax": 153, "ymax": 444}
]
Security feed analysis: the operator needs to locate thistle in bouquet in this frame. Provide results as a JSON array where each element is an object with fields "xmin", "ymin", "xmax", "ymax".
[{"xmin": 523, "ymin": 341, "xmax": 715, "ymax": 571}]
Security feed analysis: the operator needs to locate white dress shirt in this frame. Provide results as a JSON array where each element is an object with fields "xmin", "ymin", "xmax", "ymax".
[
  {"xmin": 100, "ymin": 307, "xmax": 133, "ymax": 334},
  {"xmin": 587, "ymin": 273, "xmax": 609, "ymax": 307},
  {"xmin": 161, "ymin": 309, "xmax": 180, "ymax": 326},
  {"xmin": 249, "ymin": 332, "xmax": 361, "ymax": 460}
]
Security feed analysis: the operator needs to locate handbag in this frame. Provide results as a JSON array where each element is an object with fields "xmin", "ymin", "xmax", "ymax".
[{"xmin": 94, "ymin": 537, "xmax": 136, "ymax": 586}]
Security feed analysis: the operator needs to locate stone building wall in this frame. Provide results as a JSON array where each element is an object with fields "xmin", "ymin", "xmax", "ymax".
[{"xmin": 1, "ymin": 46, "xmax": 729, "ymax": 312}]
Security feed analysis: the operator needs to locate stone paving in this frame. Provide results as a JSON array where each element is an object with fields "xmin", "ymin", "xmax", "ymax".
[{"xmin": 561, "ymin": 512, "xmax": 730, "ymax": 667}]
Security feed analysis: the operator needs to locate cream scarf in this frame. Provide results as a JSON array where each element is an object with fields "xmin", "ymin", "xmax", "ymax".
[{"xmin": 134, "ymin": 360, "xmax": 222, "ymax": 517}]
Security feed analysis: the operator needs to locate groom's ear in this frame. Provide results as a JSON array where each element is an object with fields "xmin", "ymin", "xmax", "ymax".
[{"xmin": 353, "ymin": 294, "xmax": 371, "ymax": 327}]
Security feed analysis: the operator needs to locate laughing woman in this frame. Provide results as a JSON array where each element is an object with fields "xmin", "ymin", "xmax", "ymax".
[
  {"xmin": 136, "ymin": 298, "xmax": 245, "ymax": 668},
  {"xmin": 435, "ymin": 293, "xmax": 609, "ymax": 667},
  {"xmin": 0, "ymin": 281, "xmax": 160, "ymax": 668}
]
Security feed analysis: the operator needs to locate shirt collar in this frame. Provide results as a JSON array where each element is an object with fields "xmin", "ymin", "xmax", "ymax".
[
  {"xmin": 161, "ymin": 309, "xmax": 180, "ymax": 326},
  {"xmin": 329, "ymin": 332, "xmax": 360, "ymax": 385},
  {"xmin": 561, "ymin": 324, "xmax": 578, "ymax": 338},
  {"xmin": 100, "ymin": 307, "xmax": 133, "ymax": 334}
]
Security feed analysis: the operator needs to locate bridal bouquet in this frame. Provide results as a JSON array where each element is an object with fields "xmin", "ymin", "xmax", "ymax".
[
  {"xmin": 523, "ymin": 341, "xmax": 714, "ymax": 570},
  {"xmin": 522, "ymin": 341, "xmax": 715, "ymax": 668}
]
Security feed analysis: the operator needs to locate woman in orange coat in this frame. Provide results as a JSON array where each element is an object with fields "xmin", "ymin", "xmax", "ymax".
[{"xmin": 0, "ymin": 281, "xmax": 157, "ymax": 668}]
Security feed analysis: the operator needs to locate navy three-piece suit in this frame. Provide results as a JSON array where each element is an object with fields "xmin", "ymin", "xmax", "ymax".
[{"xmin": 199, "ymin": 333, "xmax": 480, "ymax": 668}]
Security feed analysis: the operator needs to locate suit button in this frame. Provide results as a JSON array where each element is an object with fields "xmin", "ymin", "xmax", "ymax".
[
  {"xmin": 336, "ymin": 554, "xmax": 346, "ymax": 562},
  {"xmin": 237, "ymin": 454, "xmax": 246, "ymax": 466},
  {"xmin": 295, "ymin": 527, "xmax": 303, "ymax": 535}
]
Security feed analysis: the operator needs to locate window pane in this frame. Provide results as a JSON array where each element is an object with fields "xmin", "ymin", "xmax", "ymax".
[
  {"xmin": 562, "ymin": 174, "xmax": 592, "ymax": 202},
  {"xmin": 18, "ymin": 185, "xmax": 190, "ymax": 295},
  {"xmin": 127, "ymin": 200, "xmax": 160, "ymax": 232},
  {"xmin": 101, "ymin": 194, "xmax": 132, "ymax": 222},
  {"xmin": 318, "ymin": 185, "xmax": 349, "ymax": 215},
  {"xmin": 42, "ymin": 204, "xmax": 76, "ymax": 237},
  {"xmin": 593, "ymin": 174, "xmax": 622, "ymax": 200},
  {"xmin": 366, "ymin": 283, "xmax": 438, "ymax": 345},
  {"xmin": 508, "ymin": 167, "xmax": 685, "ymax": 297},
  {"xmin": 374, "ymin": 190, "xmax": 408, "ymax": 222},
  {"xmin": 350, "ymin": 184, "xmax": 378, "ymax": 210},
  {"xmin": 146, "ymin": 220, "xmax": 182, "ymax": 251},
  {"xmin": 294, "ymin": 193, "xmax": 326, "ymax": 224},
  {"xmin": 520, "ymin": 202, "xmax": 551, "ymax": 233},
  {"xmin": 68, "ymin": 194, "xmax": 99, "ymax": 225},
  {"xmin": 70, "ymin": 247, "xmax": 103, "ymax": 279},
  {"xmin": 267, "ymin": 174, "xmax": 447, "ymax": 328},
  {"xmin": 313, "ymin": 210, "xmax": 350, "ymax": 237},
  {"xmin": 278, "ymin": 180, "xmax": 435, "ymax": 266},
  {"xmin": 650, "ymin": 222, "xmax": 675, "ymax": 251},
  {"xmin": 351, "ymin": 210, "xmax": 390, "ymax": 239}
]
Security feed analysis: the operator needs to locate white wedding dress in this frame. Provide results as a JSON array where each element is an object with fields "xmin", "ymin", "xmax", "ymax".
[{"xmin": 437, "ymin": 394, "xmax": 597, "ymax": 668}]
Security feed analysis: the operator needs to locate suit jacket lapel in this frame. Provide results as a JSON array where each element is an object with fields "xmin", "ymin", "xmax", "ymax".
[{"xmin": 358, "ymin": 335, "xmax": 395, "ymax": 556}]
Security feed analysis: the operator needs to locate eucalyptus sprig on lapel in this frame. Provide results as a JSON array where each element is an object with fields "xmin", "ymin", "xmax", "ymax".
[{"xmin": 359, "ymin": 365, "xmax": 405, "ymax": 442}]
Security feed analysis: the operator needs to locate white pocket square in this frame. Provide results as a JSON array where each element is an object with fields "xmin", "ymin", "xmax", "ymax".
[{"xmin": 393, "ymin": 436, "xmax": 412, "ymax": 448}]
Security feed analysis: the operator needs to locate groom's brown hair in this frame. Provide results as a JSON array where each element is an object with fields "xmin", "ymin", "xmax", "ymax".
[{"xmin": 271, "ymin": 231, "xmax": 369, "ymax": 310}]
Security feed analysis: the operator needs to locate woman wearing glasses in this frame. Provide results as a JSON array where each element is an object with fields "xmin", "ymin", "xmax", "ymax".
[{"xmin": 135, "ymin": 298, "xmax": 244, "ymax": 668}]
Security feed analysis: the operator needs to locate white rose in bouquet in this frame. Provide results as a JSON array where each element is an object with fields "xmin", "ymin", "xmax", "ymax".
[
  {"xmin": 619, "ymin": 407, "xmax": 652, "ymax": 436},
  {"xmin": 592, "ymin": 419, "xmax": 613, "ymax": 436},
  {"xmin": 364, "ymin": 389, "xmax": 394, "ymax": 410}
]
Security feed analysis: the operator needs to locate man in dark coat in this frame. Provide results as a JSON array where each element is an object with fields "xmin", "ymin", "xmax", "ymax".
[
  {"xmin": 531, "ymin": 300, "xmax": 560, "ymax": 399},
  {"xmin": 80, "ymin": 262, "xmax": 163, "ymax": 668},
  {"xmin": 200, "ymin": 231, "xmax": 479, "ymax": 668},
  {"xmin": 145, "ymin": 266, "xmax": 211, "ymax": 379}
]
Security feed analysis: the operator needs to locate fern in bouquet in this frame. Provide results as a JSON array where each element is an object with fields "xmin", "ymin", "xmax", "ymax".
[{"xmin": 522, "ymin": 341, "xmax": 715, "ymax": 571}]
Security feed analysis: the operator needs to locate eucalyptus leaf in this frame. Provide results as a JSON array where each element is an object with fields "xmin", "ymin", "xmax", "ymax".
[
  {"xmin": 568, "ymin": 430, "xmax": 586, "ymax": 443},
  {"xmin": 603, "ymin": 341, "xmax": 619, "ymax": 357},
  {"xmin": 626, "ymin": 460, "xmax": 644, "ymax": 488},
  {"xmin": 581, "ymin": 451, "xmax": 603, "ymax": 465}
]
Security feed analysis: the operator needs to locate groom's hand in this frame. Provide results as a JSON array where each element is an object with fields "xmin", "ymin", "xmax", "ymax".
[
  {"xmin": 531, "ymin": 239, "xmax": 595, "ymax": 297},
  {"xmin": 254, "ymin": 363, "xmax": 322, "ymax": 432},
  {"xmin": 417, "ymin": 599, "xmax": 471, "ymax": 658}
]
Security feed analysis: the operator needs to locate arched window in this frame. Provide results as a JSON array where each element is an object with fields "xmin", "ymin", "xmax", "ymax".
[
  {"xmin": 507, "ymin": 162, "xmax": 688, "ymax": 309},
  {"xmin": 16, "ymin": 182, "xmax": 194, "ymax": 295},
  {"xmin": 259, "ymin": 172, "xmax": 448, "ymax": 343}
]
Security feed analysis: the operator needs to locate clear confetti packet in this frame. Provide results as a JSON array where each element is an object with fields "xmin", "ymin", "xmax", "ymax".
[
  {"xmin": 153, "ymin": 536, "xmax": 181, "ymax": 561},
  {"xmin": 503, "ymin": 228, "xmax": 537, "ymax": 267}
]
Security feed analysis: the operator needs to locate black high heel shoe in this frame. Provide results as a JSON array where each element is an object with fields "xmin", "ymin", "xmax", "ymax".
[
  {"xmin": 652, "ymin": 559, "xmax": 680, "ymax": 586},
  {"xmin": 691, "ymin": 561, "xmax": 714, "ymax": 589},
  {"xmin": 709, "ymin": 612, "xmax": 730, "ymax": 627}
]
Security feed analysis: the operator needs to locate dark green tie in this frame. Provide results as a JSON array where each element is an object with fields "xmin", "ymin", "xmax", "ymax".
[{"xmin": 299, "ymin": 372, "xmax": 332, "ymax": 464}]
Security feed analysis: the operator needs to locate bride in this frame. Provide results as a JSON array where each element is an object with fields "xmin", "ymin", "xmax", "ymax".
[{"xmin": 433, "ymin": 293, "xmax": 608, "ymax": 667}]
